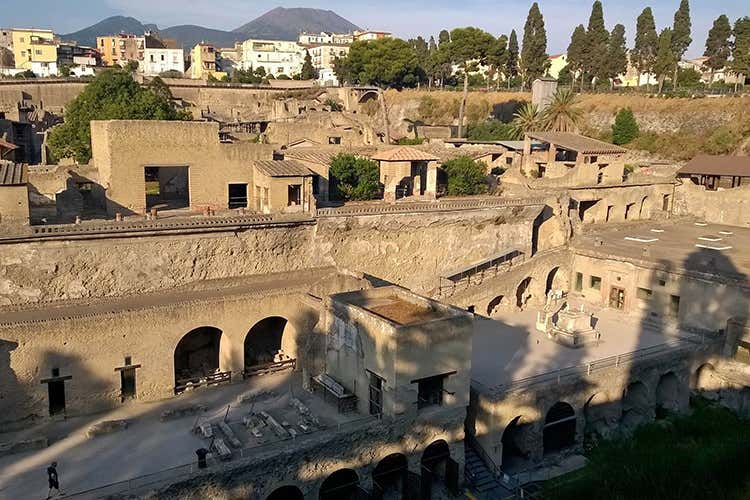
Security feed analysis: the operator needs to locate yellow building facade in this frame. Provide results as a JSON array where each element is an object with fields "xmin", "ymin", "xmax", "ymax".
[{"xmin": 11, "ymin": 29, "xmax": 56, "ymax": 71}]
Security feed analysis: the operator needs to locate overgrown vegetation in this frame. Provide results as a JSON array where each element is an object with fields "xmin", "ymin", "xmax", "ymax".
[
  {"xmin": 546, "ymin": 402, "xmax": 750, "ymax": 500},
  {"xmin": 47, "ymin": 71, "xmax": 191, "ymax": 164},
  {"xmin": 394, "ymin": 137, "xmax": 425, "ymax": 145},
  {"xmin": 329, "ymin": 153, "xmax": 382, "ymax": 201},
  {"xmin": 442, "ymin": 156, "xmax": 488, "ymax": 195},
  {"xmin": 466, "ymin": 120, "xmax": 516, "ymax": 141}
]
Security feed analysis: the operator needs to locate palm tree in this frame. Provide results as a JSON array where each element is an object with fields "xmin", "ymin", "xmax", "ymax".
[
  {"xmin": 511, "ymin": 102, "xmax": 544, "ymax": 139},
  {"xmin": 542, "ymin": 88, "xmax": 583, "ymax": 133}
]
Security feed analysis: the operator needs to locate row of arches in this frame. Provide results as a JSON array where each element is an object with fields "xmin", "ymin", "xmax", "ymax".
[
  {"xmin": 266, "ymin": 440, "xmax": 453, "ymax": 500},
  {"xmin": 487, "ymin": 266, "xmax": 562, "ymax": 315},
  {"xmin": 500, "ymin": 370, "xmax": 689, "ymax": 469},
  {"xmin": 173, "ymin": 316, "xmax": 292, "ymax": 392}
]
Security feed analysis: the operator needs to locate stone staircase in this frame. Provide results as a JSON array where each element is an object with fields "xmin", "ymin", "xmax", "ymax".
[{"xmin": 464, "ymin": 445, "xmax": 515, "ymax": 499}]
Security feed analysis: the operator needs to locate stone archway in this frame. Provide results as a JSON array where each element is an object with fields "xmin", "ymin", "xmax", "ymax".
[
  {"xmin": 501, "ymin": 415, "xmax": 528, "ymax": 470},
  {"xmin": 421, "ymin": 439, "xmax": 458, "ymax": 495},
  {"xmin": 320, "ymin": 469, "xmax": 360, "ymax": 500},
  {"xmin": 487, "ymin": 295, "xmax": 504, "ymax": 316},
  {"xmin": 267, "ymin": 485, "xmax": 304, "ymax": 500},
  {"xmin": 173, "ymin": 326, "xmax": 228, "ymax": 393},
  {"xmin": 583, "ymin": 392, "xmax": 617, "ymax": 444},
  {"xmin": 244, "ymin": 316, "xmax": 294, "ymax": 377},
  {"xmin": 543, "ymin": 402, "xmax": 576, "ymax": 455},
  {"xmin": 639, "ymin": 196, "xmax": 649, "ymax": 219},
  {"xmin": 545, "ymin": 267, "xmax": 561, "ymax": 296},
  {"xmin": 516, "ymin": 277, "xmax": 533, "ymax": 309},
  {"xmin": 373, "ymin": 453, "xmax": 408, "ymax": 497},
  {"xmin": 693, "ymin": 363, "xmax": 724, "ymax": 393},
  {"xmin": 655, "ymin": 371, "xmax": 680, "ymax": 417},
  {"xmin": 620, "ymin": 380, "xmax": 651, "ymax": 431}
]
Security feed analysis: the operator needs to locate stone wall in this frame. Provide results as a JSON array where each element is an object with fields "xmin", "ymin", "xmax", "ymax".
[
  {"xmin": 674, "ymin": 181, "xmax": 750, "ymax": 227},
  {"xmin": 0, "ymin": 81, "xmax": 85, "ymax": 114}
]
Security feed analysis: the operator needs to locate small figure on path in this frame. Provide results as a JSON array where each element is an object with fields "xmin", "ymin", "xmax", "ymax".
[
  {"xmin": 46, "ymin": 461, "xmax": 59, "ymax": 499},
  {"xmin": 196, "ymin": 448, "xmax": 209, "ymax": 469}
]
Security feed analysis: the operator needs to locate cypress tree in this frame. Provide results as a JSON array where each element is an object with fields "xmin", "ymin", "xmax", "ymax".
[
  {"xmin": 632, "ymin": 7, "xmax": 658, "ymax": 88},
  {"xmin": 605, "ymin": 24, "xmax": 628, "ymax": 89},
  {"xmin": 654, "ymin": 28, "xmax": 677, "ymax": 93},
  {"xmin": 704, "ymin": 15, "xmax": 732, "ymax": 84},
  {"xmin": 612, "ymin": 108, "xmax": 639, "ymax": 145},
  {"xmin": 520, "ymin": 2, "xmax": 550, "ymax": 87},
  {"xmin": 730, "ymin": 17, "xmax": 750, "ymax": 90},
  {"xmin": 583, "ymin": 0, "xmax": 609, "ymax": 89},
  {"xmin": 567, "ymin": 25, "xmax": 587, "ymax": 91},
  {"xmin": 300, "ymin": 50, "xmax": 316, "ymax": 80},
  {"xmin": 671, "ymin": 0, "xmax": 692, "ymax": 88},
  {"xmin": 438, "ymin": 30, "xmax": 451, "ymax": 46},
  {"xmin": 506, "ymin": 29, "xmax": 520, "ymax": 88}
]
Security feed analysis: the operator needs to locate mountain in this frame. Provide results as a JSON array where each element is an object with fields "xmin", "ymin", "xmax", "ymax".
[
  {"xmin": 233, "ymin": 7, "xmax": 360, "ymax": 40},
  {"xmin": 62, "ymin": 8, "xmax": 362, "ymax": 49},
  {"xmin": 62, "ymin": 16, "xmax": 156, "ymax": 47}
]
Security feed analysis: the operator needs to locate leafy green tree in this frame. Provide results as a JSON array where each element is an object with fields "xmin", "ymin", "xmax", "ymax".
[
  {"xmin": 654, "ymin": 28, "xmax": 677, "ymax": 93},
  {"xmin": 704, "ymin": 15, "xmax": 732, "ymax": 84},
  {"xmin": 605, "ymin": 24, "xmax": 628, "ymax": 89},
  {"xmin": 671, "ymin": 0, "xmax": 692, "ymax": 88},
  {"xmin": 442, "ymin": 156, "xmax": 488, "ymax": 195},
  {"xmin": 300, "ymin": 50, "xmax": 317, "ymax": 80},
  {"xmin": 520, "ymin": 2, "xmax": 550, "ymax": 86},
  {"xmin": 511, "ymin": 102, "xmax": 543, "ymax": 138},
  {"xmin": 583, "ymin": 0, "xmax": 609, "ymax": 89},
  {"xmin": 445, "ymin": 27, "xmax": 496, "ymax": 138},
  {"xmin": 329, "ymin": 153, "xmax": 381, "ymax": 201},
  {"xmin": 556, "ymin": 64, "xmax": 573, "ymax": 86},
  {"xmin": 612, "ymin": 108, "xmax": 639, "ymax": 144},
  {"xmin": 124, "ymin": 60, "xmax": 140, "ymax": 73},
  {"xmin": 410, "ymin": 36, "xmax": 430, "ymax": 85},
  {"xmin": 676, "ymin": 66, "xmax": 702, "ymax": 87},
  {"xmin": 59, "ymin": 64, "xmax": 71, "ymax": 77},
  {"xmin": 47, "ymin": 69, "xmax": 190, "ymax": 163},
  {"xmin": 632, "ymin": 7, "xmax": 659, "ymax": 87},
  {"xmin": 506, "ymin": 30, "xmax": 520, "ymax": 88},
  {"xmin": 438, "ymin": 29, "xmax": 451, "ymax": 46},
  {"xmin": 486, "ymin": 34, "xmax": 509, "ymax": 90},
  {"xmin": 731, "ymin": 17, "xmax": 750, "ymax": 89},
  {"xmin": 542, "ymin": 88, "xmax": 582, "ymax": 133},
  {"xmin": 466, "ymin": 120, "xmax": 516, "ymax": 140},
  {"xmin": 567, "ymin": 24, "xmax": 587, "ymax": 91}
]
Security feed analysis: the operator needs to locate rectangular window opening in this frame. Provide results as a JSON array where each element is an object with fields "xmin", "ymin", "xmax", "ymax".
[
  {"xmin": 637, "ymin": 287, "xmax": 653, "ymax": 300},
  {"xmin": 574, "ymin": 272, "xmax": 583, "ymax": 292},
  {"xmin": 416, "ymin": 374, "xmax": 449, "ymax": 410},
  {"xmin": 590, "ymin": 276, "xmax": 602, "ymax": 290}
]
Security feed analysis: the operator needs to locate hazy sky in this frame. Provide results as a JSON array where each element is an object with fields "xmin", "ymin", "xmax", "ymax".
[{"xmin": 3, "ymin": 0, "xmax": 748, "ymax": 57}]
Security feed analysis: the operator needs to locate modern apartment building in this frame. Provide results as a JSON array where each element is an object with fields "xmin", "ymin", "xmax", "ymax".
[
  {"xmin": 11, "ymin": 28, "xmax": 58, "ymax": 76},
  {"xmin": 241, "ymin": 39, "xmax": 303, "ymax": 77},
  {"xmin": 97, "ymin": 34, "xmax": 145, "ymax": 67},
  {"xmin": 142, "ymin": 35, "xmax": 184, "ymax": 76}
]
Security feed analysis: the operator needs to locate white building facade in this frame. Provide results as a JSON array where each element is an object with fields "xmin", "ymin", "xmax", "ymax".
[
  {"xmin": 142, "ymin": 47, "xmax": 184, "ymax": 76},
  {"xmin": 241, "ymin": 39, "xmax": 303, "ymax": 77}
]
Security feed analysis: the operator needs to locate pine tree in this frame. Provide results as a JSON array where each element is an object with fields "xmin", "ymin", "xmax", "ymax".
[
  {"xmin": 438, "ymin": 30, "xmax": 451, "ymax": 46},
  {"xmin": 654, "ymin": 29, "xmax": 677, "ymax": 93},
  {"xmin": 704, "ymin": 15, "xmax": 732, "ymax": 84},
  {"xmin": 506, "ymin": 29, "xmax": 520, "ymax": 88},
  {"xmin": 583, "ymin": 0, "xmax": 609, "ymax": 89},
  {"xmin": 671, "ymin": 0, "xmax": 692, "ymax": 88},
  {"xmin": 567, "ymin": 24, "xmax": 587, "ymax": 91},
  {"xmin": 730, "ymin": 17, "xmax": 750, "ymax": 90},
  {"xmin": 487, "ymin": 34, "xmax": 509, "ymax": 90},
  {"xmin": 426, "ymin": 36, "xmax": 438, "ymax": 88},
  {"xmin": 300, "ymin": 50, "xmax": 316, "ymax": 80},
  {"xmin": 632, "ymin": 7, "xmax": 658, "ymax": 88},
  {"xmin": 520, "ymin": 2, "xmax": 549, "ymax": 87},
  {"xmin": 605, "ymin": 24, "xmax": 628, "ymax": 89},
  {"xmin": 612, "ymin": 108, "xmax": 639, "ymax": 145}
]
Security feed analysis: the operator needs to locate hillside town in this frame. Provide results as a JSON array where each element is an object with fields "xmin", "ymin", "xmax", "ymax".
[{"xmin": 0, "ymin": 2, "xmax": 749, "ymax": 500}]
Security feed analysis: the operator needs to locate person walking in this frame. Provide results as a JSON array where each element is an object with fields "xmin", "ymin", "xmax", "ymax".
[{"xmin": 46, "ymin": 461, "xmax": 60, "ymax": 499}]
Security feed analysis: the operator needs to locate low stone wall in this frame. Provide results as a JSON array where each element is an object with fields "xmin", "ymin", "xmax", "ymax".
[{"xmin": 674, "ymin": 181, "xmax": 750, "ymax": 227}]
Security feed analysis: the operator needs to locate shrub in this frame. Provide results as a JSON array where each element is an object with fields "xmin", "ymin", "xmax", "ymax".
[
  {"xmin": 324, "ymin": 98, "xmax": 343, "ymax": 111},
  {"xmin": 703, "ymin": 126, "xmax": 742, "ymax": 155},
  {"xmin": 329, "ymin": 153, "xmax": 382, "ymax": 201},
  {"xmin": 395, "ymin": 137, "xmax": 424, "ymax": 145},
  {"xmin": 612, "ymin": 108, "xmax": 639, "ymax": 145},
  {"xmin": 442, "ymin": 156, "xmax": 488, "ymax": 196},
  {"xmin": 467, "ymin": 120, "xmax": 516, "ymax": 141}
]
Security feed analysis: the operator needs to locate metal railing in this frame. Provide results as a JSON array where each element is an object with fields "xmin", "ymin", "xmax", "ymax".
[
  {"xmin": 63, "ymin": 414, "xmax": 379, "ymax": 499},
  {"xmin": 473, "ymin": 335, "xmax": 716, "ymax": 398},
  {"xmin": 316, "ymin": 197, "xmax": 545, "ymax": 217}
]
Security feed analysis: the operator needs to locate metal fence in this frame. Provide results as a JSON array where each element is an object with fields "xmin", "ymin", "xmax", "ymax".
[{"xmin": 316, "ymin": 197, "xmax": 545, "ymax": 218}]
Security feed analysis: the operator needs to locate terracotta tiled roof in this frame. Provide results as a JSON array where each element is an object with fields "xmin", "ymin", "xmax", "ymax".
[
  {"xmin": 678, "ymin": 155, "xmax": 750, "ymax": 177},
  {"xmin": 371, "ymin": 147, "xmax": 439, "ymax": 162},
  {"xmin": 282, "ymin": 147, "xmax": 377, "ymax": 166},
  {"xmin": 526, "ymin": 132, "xmax": 626, "ymax": 155},
  {"xmin": 253, "ymin": 159, "xmax": 313, "ymax": 177},
  {"xmin": 0, "ymin": 162, "xmax": 27, "ymax": 185}
]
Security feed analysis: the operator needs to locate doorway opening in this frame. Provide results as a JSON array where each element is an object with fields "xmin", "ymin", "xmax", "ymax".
[
  {"xmin": 48, "ymin": 380, "xmax": 66, "ymax": 416},
  {"xmin": 120, "ymin": 368, "xmax": 136, "ymax": 402},
  {"xmin": 228, "ymin": 183, "xmax": 248, "ymax": 209},
  {"xmin": 609, "ymin": 287, "xmax": 625, "ymax": 310},
  {"xmin": 145, "ymin": 166, "xmax": 189, "ymax": 211}
]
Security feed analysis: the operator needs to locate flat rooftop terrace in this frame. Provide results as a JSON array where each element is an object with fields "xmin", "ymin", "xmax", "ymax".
[
  {"xmin": 570, "ymin": 220, "xmax": 750, "ymax": 282},
  {"xmin": 334, "ymin": 287, "xmax": 462, "ymax": 327},
  {"xmin": 472, "ymin": 306, "xmax": 696, "ymax": 397}
]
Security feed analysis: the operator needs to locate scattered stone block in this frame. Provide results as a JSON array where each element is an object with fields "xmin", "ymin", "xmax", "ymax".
[
  {"xmin": 87, "ymin": 419, "xmax": 129, "ymax": 438},
  {"xmin": 212, "ymin": 438, "xmax": 232, "ymax": 460},
  {"xmin": 160, "ymin": 405, "xmax": 207, "ymax": 422},
  {"xmin": 251, "ymin": 427, "xmax": 263, "ymax": 438},
  {"xmin": 290, "ymin": 398, "xmax": 311, "ymax": 416},
  {"xmin": 260, "ymin": 411, "xmax": 289, "ymax": 439},
  {"xmin": 237, "ymin": 390, "xmax": 276, "ymax": 405},
  {"xmin": 298, "ymin": 423, "xmax": 311, "ymax": 433},
  {"xmin": 218, "ymin": 421, "xmax": 242, "ymax": 448},
  {"xmin": 198, "ymin": 423, "xmax": 213, "ymax": 439},
  {"xmin": 0, "ymin": 437, "xmax": 48, "ymax": 457}
]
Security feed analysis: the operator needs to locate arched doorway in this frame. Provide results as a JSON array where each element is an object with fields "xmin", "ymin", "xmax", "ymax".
[
  {"xmin": 501, "ymin": 415, "xmax": 528, "ymax": 470},
  {"xmin": 694, "ymin": 363, "xmax": 723, "ymax": 392},
  {"xmin": 244, "ymin": 317, "xmax": 294, "ymax": 377},
  {"xmin": 543, "ymin": 402, "xmax": 576, "ymax": 455},
  {"xmin": 486, "ymin": 295, "xmax": 504, "ymax": 316},
  {"xmin": 421, "ymin": 440, "xmax": 458, "ymax": 496},
  {"xmin": 545, "ymin": 267, "xmax": 560, "ymax": 296},
  {"xmin": 372, "ymin": 453, "xmax": 408, "ymax": 498},
  {"xmin": 620, "ymin": 381, "xmax": 651, "ymax": 430},
  {"xmin": 173, "ymin": 326, "xmax": 227, "ymax": 394},
  {"xmin": 267, "ymin": 485, "xmax": 304, "ymax": 500},
  {"xmin": 516, "ymin": 277, "xmax": 533, "ymax": 309},
  {"xmin": 655, "ymin": 372, "xmax": 680, "ymax": 417},
  {"xmin": 320, "ymin": 469, "xmax": 360, "ymax": 500},
  {"xmin": 583, "ymin": 393, "xmax": 616, "ymax": 445},
  {"xmin": 639, "ymin": 196, "xmax": 649, "ymax": 218}
]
